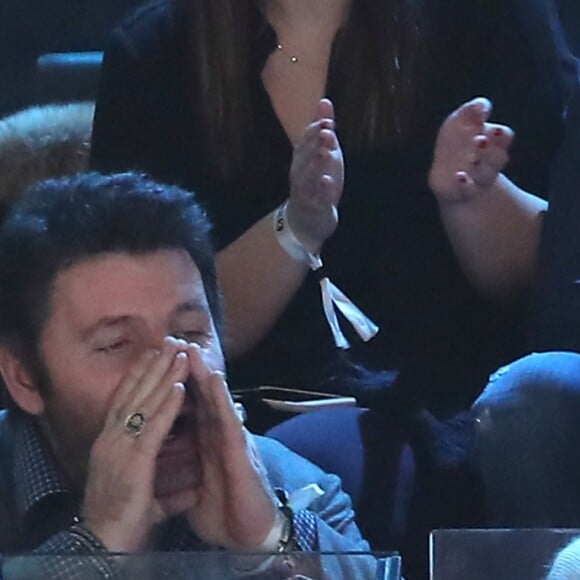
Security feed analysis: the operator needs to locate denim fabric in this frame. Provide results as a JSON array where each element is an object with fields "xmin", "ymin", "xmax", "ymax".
[{"xmin": 473, "ymin": 351, "xmax": 580, "ymax": 526}]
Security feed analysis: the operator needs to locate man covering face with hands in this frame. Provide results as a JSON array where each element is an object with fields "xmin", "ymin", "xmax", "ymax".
[{"xmin": 0, "ymin": 173, "xmax": 372, "ymax": 578}]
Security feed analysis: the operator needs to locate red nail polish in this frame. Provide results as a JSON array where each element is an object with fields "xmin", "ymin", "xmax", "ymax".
[
  {"xmin": 478, "ymin": 139, "xmax": 487, "ymax": 149},
  {"xmin": 494, "ymin": 128, "xmax": 503, "ymax": 137},
  {"xmin": 458, "ymin": 173, "xmax": 467, "ymax": 184}
]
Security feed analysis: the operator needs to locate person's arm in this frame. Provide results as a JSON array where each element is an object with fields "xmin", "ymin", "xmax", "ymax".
[
  {"xmin": 179, "ymin": 344, "xmax": 376, "ymax": 577},
  {"xmin": 429, "ymin": 98, "xmax": 547, "ymax": 300},
  {"xmin": 19, "ymin": 526, "xmax": 120, "ymax": 580},
  {"xmin": 0, "ymin": 340, "xmax": 193, "ymax": 580},
  {"xmin": 92, "ymin": 28, "xmax": 343, "ymax": 361},
  {"xmin": 256, "ymin": 436, "xmax": 376, "ymax": 578},
  {"xmin": 218, "ymin": 99, "xmax": 343, "ymax": 359}
]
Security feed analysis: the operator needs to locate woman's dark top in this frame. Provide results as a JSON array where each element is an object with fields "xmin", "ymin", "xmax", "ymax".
[{"xmin": 91, "ymin": 0, "xmax": 577, "ymax": 416}]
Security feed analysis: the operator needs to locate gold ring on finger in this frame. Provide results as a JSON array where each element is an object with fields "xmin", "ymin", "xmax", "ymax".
[{"xmin": 124, "ymin": 412, "xmax": 146, "ymax": 438}]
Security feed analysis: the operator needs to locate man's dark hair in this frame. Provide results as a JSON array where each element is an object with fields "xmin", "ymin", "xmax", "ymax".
[{"xmin": 0, "ymin": 171, "xmax": 220, "ymax": 360}]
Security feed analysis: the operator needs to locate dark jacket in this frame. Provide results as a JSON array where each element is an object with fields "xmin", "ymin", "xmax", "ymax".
[
  {"xmin": 91, "ymin": 0, "xmax": 577, "ymax": 415},
  {"xmin": 531, "ymin": 78, "xmax": 580, "ymax": 351}
]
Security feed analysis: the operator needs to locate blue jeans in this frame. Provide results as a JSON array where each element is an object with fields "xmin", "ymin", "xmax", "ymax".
[{"xmin": 473, "ymin": 351, "xmax": 580, "ymax": 526}]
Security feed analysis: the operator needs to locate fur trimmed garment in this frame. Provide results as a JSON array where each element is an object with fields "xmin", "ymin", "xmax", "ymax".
[{"xmin": 0, "ymin": 102, "xmax": 94, "ymax": 216}]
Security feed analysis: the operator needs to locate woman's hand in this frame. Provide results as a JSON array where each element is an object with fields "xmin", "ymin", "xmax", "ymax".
[
  {"xmin": 428, "ymin": 97, "xmax": 546, "ymax": 298},
  {"xmin": 429, "ymin": 97, "xmax": 514, "ymax": 203},
  {"xmin": 184, "ymin": 343, "xmax": 279, "ymax": 550},
  {"xmin": 287, "ymin": 98, "xmax": 344, "ymax": 254},
  {"xmin": 81, "ymin": 338, "xmax": 194, "ymax": 552}
]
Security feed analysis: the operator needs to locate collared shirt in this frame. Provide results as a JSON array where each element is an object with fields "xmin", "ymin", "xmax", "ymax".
[
  {"xmin": 1, "ymin": 413, "xmax": 318, "ymax": 579},
  {"xmin": 13, "ymin": 417, "xmax": 71, "ymax": 520}
]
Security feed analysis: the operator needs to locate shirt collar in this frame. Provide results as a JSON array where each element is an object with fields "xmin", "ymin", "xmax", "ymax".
[{"xmin": 12, "ymin": 413, "xmax": 73, "ymax": 519}]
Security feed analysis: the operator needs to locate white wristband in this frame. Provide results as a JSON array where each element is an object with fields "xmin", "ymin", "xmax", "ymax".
[
  {"xmin": 258, "ymin": 507, "xmax": 289, "ymax": 552},
  {"xmin": 273, "ymin": 202, "xmax": 321, "ymax": 269},
  {"xmin": 272, "ymin": 201, "xmax": 379, "ymax": 350},
  {"xmin": 258, "ymin": 483, "xmax": 324, "ymax": 553},
  {"xmin": 229, "ymin": 507, "xmax": 289, "ymax": 576},
  {"xmin": 230, "ymin": 484, "xmax": 324, "ymax": 577}
]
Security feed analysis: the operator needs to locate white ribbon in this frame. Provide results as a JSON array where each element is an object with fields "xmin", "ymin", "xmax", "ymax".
[
  {"xmin": 273, "ymin": 202, "xmax": 379, "ymax": 349},
  {"xmin": 288, "ymin": 483, "xmax": 325, "ymax": 510}
]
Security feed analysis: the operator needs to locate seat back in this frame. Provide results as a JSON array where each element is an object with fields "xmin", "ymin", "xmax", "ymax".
[{"xmin": 35, "ymin": 52, "xmax": 103, "ymax": 104}]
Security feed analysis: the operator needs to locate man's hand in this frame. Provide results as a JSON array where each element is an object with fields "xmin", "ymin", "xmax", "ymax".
[
  {"xmin": 287, "ymin": 98, "xmax": 344, "ymax": 255},
  {"xmin": 183, "ymin": 343, "xmax": 279, "ymax": 550},
  {"xmin": 81, "ymin": 338, "xmax": 195, "ymax": 552},
  {"xmin": 429, "ymin": 97, "xmax": 514, "ymax": 203}
]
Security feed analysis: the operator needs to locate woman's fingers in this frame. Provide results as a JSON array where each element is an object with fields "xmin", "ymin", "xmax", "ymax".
[
  {"xmin": 484, "ymin": 123, "xmax": 514, "ymax": 148},
  {"xmin": 456, "ymin": 96, "xmax": 492, "ymax": 128},
  {"xmin": 316, "ymin": 97, "xmax": 335, "ymax": 121},
  {"xmin": 319, "ymin": 127, "xmax": 338, "ymax": 151},
  {"xmin": 430, "ymin": 97, "xmax": 516, "ymax": 201},
  {"xmin": 468, "ymin": 123, "xmax": 513, "ymax": 186},
  {"xmin": 286, "ymin": 97, "xmax": 343, "ymax": 250},
  {"xmin": 294, "ymin": 122, "xmax": 337, "ymax": 174}
]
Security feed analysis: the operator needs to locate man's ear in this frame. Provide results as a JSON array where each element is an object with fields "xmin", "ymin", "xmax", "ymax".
[{"xmin": 0, "ymin": 346, "xmax": 45, "ymax": 415}]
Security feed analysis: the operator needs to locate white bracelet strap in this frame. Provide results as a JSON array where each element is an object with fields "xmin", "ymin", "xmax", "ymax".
[
  {"xmin": 232, "ymin": 502, "xmax": 289, "ymax": 576},
  {"xmin": 258, "ymin": 483, "xmax": 324, "ymax": 553},
  {"xmin": 257, "ymin": 508, "xmax": 289, "ymax": 553},
  {"xmin": 273, "ymin": 202, "xmax": 379, "ymax": 349},
  {"xmin": 233, "ymin": 484, "xmax": 325, "ymax": 576}
]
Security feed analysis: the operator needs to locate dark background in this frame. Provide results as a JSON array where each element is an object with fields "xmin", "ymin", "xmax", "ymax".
[
  {"xmin": 0, "ymin": 0, "xmax": 142, "ymax": 116},
  {"xmin": 0, "ymin": 0, "xmax": 579, "ymax": 118}
]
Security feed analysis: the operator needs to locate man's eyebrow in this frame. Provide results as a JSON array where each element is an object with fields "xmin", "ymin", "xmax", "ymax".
[
  {"xmin": 173, "ymin": 300, "xmax": 209, "ymax": 316},
  {"xmin": 80, "ymin": 301, "xmax": 209, "ymax": 341},
  {"xmin": 80, "ymin": 316, "xmax": 133, "ymax": 341}
]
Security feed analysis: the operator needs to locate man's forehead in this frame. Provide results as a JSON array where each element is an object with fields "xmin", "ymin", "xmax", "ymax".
[{"xmin": 49, "ymin": 250, "xmax": 209, "ymax": 325}]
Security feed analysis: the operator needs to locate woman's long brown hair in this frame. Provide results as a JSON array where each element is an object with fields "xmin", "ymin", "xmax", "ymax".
[{"xmin": 180, "ymin": 0, "xmax": 427, "ymax": 178}]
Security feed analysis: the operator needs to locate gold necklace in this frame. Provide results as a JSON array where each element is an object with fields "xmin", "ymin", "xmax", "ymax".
[
  {"xmin": 275, "ymin": 41, "xmax": 328, "ymax": 71},
  {"xmin": 276, "ymin": 42, "xmax": 299, "ymax": 64}
]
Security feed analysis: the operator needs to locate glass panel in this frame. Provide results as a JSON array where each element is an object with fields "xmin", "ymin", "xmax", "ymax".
[
  {"xmin": 430, "ymin": 528, "xmax": 580, "ymax": 580},
  {"xmin": 1, "ymin": 551, "xmax": 401, "ymax": 580}
]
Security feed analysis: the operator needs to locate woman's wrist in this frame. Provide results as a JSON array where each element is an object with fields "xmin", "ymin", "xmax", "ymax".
[
  {"xmin": 272, "ymin": 200, "xmax": 379, "ymax": 350},
  {"xmin": 284, "ymin": 200, "xmax": 327, "ymax": 255},
  {"xmin": 273, "ymin": 201, "xmax": 323, "ymax": 265}
]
